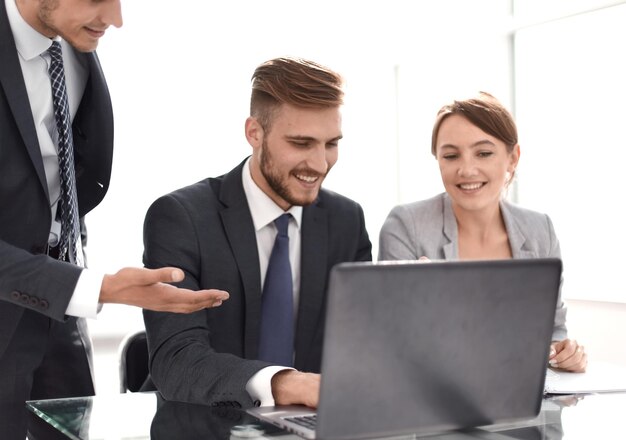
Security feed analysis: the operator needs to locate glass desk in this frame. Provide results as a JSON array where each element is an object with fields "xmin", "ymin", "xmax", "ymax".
[{"xmin": 27, "ymin": 391, "xmax": 626, "ymax": 439}]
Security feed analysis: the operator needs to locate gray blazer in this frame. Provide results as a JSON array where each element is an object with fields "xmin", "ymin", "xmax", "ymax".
[{"xmin": 378, "ymin": 192, "xmax": 567, "ymax": 340}]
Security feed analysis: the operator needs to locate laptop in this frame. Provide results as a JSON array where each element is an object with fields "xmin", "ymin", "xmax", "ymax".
[{"xmin": 248, "ymin": 258, "xmax": 562, "ymax": 439}]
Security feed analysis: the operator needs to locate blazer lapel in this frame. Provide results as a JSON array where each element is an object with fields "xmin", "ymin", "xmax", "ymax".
[
  {"xmin": 0, "ymin": 7, "xmax": 49, "ymax": 201},
  {"xmin": 218, "ymin": 162, "xmax": 263, "ymax": 358},
  {"xmin": 73, "ymin": 50, "xmax": 114, "ymax": 216},
  {"xmin": 295, "ymin": 200, "xmax": 328, "ymax": 369},
  {"xmin": 501, "ymin": 200, "xmax": 537, "ymax": 259},
  {"xmin": 441, "ymin": 194, "xmax": 458, "ymax": 260}
]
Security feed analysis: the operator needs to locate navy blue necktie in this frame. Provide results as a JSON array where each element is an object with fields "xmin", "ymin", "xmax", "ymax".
[
  {"xmin": 259, "ymin": 214, "xmax": 294, "ymax": 366},
  {"xmin": 48, "ymin": 41, "xmax": 83, "ymax": 266}
]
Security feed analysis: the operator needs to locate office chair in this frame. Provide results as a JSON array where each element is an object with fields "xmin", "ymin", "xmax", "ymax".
[{"xmin": 118, "ymin": 329, "xmax": 150, "ymax": 393}]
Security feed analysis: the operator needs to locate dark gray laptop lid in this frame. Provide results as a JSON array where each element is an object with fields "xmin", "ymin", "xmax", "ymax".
[{"xmin": 316, "ymin": 258, "xmax": 561, "ymax": 440}]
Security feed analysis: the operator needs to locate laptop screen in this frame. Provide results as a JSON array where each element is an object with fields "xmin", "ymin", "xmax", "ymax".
[{"xmin": 316, "ymin": 259, "xmax": 561, "ymax": 439}]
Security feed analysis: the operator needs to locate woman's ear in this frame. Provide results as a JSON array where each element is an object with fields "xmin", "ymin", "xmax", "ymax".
[{"xmin": 509, "ymin": 144, "xmax": 521, "ymax": 172}]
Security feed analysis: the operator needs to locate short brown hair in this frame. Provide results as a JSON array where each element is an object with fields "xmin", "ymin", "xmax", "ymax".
[
  {"xmin": 431, "ymin": 92, "xmax": 518, "ymax": 156},
  {"xmin": 250, "ymin": 57, "xmax": 344, "ymax": 132}
]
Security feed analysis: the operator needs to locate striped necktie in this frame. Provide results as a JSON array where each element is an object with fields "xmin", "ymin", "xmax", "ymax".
[{"xmin": 47, "ymin": 41, "xmax": 83, "ymax": 266}]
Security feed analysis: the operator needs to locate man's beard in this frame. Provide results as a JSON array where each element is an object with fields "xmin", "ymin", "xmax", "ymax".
[
  {"xmin": 259, "ymin": 138, "xmax": 323, "ymax": 207},
  {"xmin": 38, "ymin": 0, "xmax": 61, "ymax": 37}
]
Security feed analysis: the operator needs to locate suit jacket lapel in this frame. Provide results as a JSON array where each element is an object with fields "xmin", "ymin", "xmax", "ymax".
[
  {"xmin": 0, "ymin": 5, "xmax": 49, "ymax": 200},
  {"xmin": 501, "ymin": 200, "xmax": 537, "ymax": 259},
  {"xmin": 441, "ymin": 194, "xmax": 458, "ymax": 259},
  {"xmin": 218, "ymin": 161, "xmax": 263, "ymax": 358},
  {"xmin": 73, "ymin": 50, "xmax": 114, "ymax": 216},
  {"xmin": 295, "ymin": 199, "xmax": 328, "ymax": 369}
]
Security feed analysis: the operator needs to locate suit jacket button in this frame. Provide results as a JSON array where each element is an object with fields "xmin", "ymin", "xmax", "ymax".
[
  {"xmin": 11, "ymin": 291, "xmax": 21, "ymax": 301},
  {"xmin": 39, "ymin": 300, "xmax": 49, "ymax": 310},
  {"xmin": 20, "ymin": 294, "xmax": 30, "ymax": 304},
  {"xmin": 29, "ymin": 297, "xmax": 39, "ymax": 307}
]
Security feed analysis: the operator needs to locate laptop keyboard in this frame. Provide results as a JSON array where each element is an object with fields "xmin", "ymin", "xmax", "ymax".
[{"xmin": 284, "ymin": 414, "xmax": 317, "ymax": 429}]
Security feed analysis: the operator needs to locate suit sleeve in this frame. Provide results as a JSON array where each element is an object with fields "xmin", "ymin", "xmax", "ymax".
[
  {"xmin": 378, "ymin": 205, "xmax": 420, "ymax": 261},
  {"xmin": 0, "ymin": 239, "xmax": 82, "ymax": 321},
  {"xmin": 142, "ymin": 194, "xmax": 269, "ymax": 406}
]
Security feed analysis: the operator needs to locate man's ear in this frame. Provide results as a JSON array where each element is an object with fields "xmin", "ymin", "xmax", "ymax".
[{"xmin": 245, "ymin": 117, "xmax": 263, "ymax": 148}]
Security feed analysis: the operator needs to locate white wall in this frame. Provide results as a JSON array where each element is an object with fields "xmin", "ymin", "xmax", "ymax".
[
  {"xmin": 567, "ymin": 300, "xmax": 626, "ymax": 367},
  {"xmin": 514, "ymin": 3, "xmax": 626, "ymax": 303}
]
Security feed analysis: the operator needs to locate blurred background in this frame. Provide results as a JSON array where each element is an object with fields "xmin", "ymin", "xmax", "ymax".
[{"xmin": 86, "ymin": 0, "xmax": 626, "ymax": 393}]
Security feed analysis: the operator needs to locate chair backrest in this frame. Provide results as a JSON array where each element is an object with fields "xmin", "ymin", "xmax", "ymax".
[{"xmin": 118, "ymin": 330, "xmax": 150, "ymax": 393}]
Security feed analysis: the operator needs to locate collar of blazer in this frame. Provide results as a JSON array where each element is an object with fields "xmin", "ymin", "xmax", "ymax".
[
  {"xmin": 441, "ymin": 193, "xmax": 536, "ymax": 259},
  {"xmin": 501, "ymin": 201, "xmax": 537, "ymax": 259}
]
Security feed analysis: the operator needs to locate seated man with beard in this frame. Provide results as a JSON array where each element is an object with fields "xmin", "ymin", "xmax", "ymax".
[{"xmin": 142, "ymin": 57, "xmax": 372, "ymax": 408}]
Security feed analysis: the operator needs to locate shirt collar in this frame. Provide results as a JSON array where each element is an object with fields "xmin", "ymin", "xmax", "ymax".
[
  {"xmin": 242, "ymin": 157, "xmax": 303, "ymax": 232},
  {"xmin": 5, "ymin": 0, "xmax": 59, "ymax": 61}
]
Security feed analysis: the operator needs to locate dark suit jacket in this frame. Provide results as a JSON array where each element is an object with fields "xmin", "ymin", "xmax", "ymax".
[
  {"xmin": 143, "ymin": 159, "xmax": 372, "ymax": 407},
  {"xmin": 0, "ymin": 1, "xmax": 114, "ymax": 356}
]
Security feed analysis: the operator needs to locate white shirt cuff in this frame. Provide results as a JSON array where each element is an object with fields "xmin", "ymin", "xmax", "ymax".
[
  {"xmin": 65, "ymin": 269, "xmax": 103, "ymax": 319},
  {"xmin": 246, "ymin": 366, "xmax": 295, "ymax": 407}
]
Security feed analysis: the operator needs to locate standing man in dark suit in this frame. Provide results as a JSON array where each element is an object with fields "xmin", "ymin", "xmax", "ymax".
[
  {"xmin": 143, "ymin": 57, "xmax": 372, "ymax": 409},
  {"xmin": 0, "ymin": 1, "xmax": 228, "ymax": 438}
]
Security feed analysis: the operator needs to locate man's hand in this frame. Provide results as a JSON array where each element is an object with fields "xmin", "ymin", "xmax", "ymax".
[
  {"xmin": 271, "ymin": 370, "xmax": 320, "ymax": 408},
  {"xmin": 99, "ymin": 267, "xmax": 229, "ymax": 313},
  {"xmin": 549, "ymin": 339, "xmax": 587, "ymax": 372}
]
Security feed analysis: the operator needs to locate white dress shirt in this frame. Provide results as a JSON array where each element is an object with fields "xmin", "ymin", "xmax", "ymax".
[
  {"xmin": 6, "ymin": 0, "xmax": 101, "ymax": 318},
  {"xmin": 241, "ymin": 157, "xmax": 303, "ymax": 406}
]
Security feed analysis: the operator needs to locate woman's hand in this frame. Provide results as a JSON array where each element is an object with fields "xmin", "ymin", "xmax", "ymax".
[{"xmin": 549, "ymin": 339, "xmax": 587, "ymax": 372}]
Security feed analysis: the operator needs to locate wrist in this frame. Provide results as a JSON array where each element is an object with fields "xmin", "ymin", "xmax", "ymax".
[
  {"xmin": 99, "ymin": 273, "xmax": 111, "ymax": 303},
  {"xmin": 271, "ymin": 370, "xmax": 320, "ymax": 408},
  {"xmin": 271, "ymin": 370, "xmax": 299, "ymax": 405}
]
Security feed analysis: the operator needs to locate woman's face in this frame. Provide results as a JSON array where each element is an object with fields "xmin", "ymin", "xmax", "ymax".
[{"xmin": 435, "ymin": 114, "xmax": 519, "ymax": 214}]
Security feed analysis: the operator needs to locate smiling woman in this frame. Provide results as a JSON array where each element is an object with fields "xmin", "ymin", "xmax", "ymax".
[
  {"xmin": 378, "ymin": 92, "xmax": 588, "ymax": 373},
  {"xmin": 431, "ymin": 93, "xmax": 520, "ymax": 258},
  {"xmin": 379, "ymin": 93, "xmax": 523, "ymax": 263}
]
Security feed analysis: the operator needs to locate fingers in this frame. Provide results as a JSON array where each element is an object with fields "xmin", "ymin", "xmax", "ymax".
[
  {"xmin": 113, "ymin": 267, "xmax": 185, "ymax": 287},
  {"xmin": 170, "ymin": 268, "xmax": 184, "ymax": 282},
  {"xmin": 143, "ymin": 267, "xmax": 185, "ymax": 284},
  {"xmin": 558, "ymin": 345, "xmax": 587, "ymax": 372},
  {"xmin": 147, "ymin": 287, "xmax": 230, "ymax": 314},
  {"xmin": 188, "ymin": 289, "xmax": 230, "ymax": 310},
  {"xmin": 549, "ymin": 339, "xmax": 588, "ymax": 372},
  {"xmin": 101, "ymin": 267, "xmax": 229, "ymax": 313}
]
